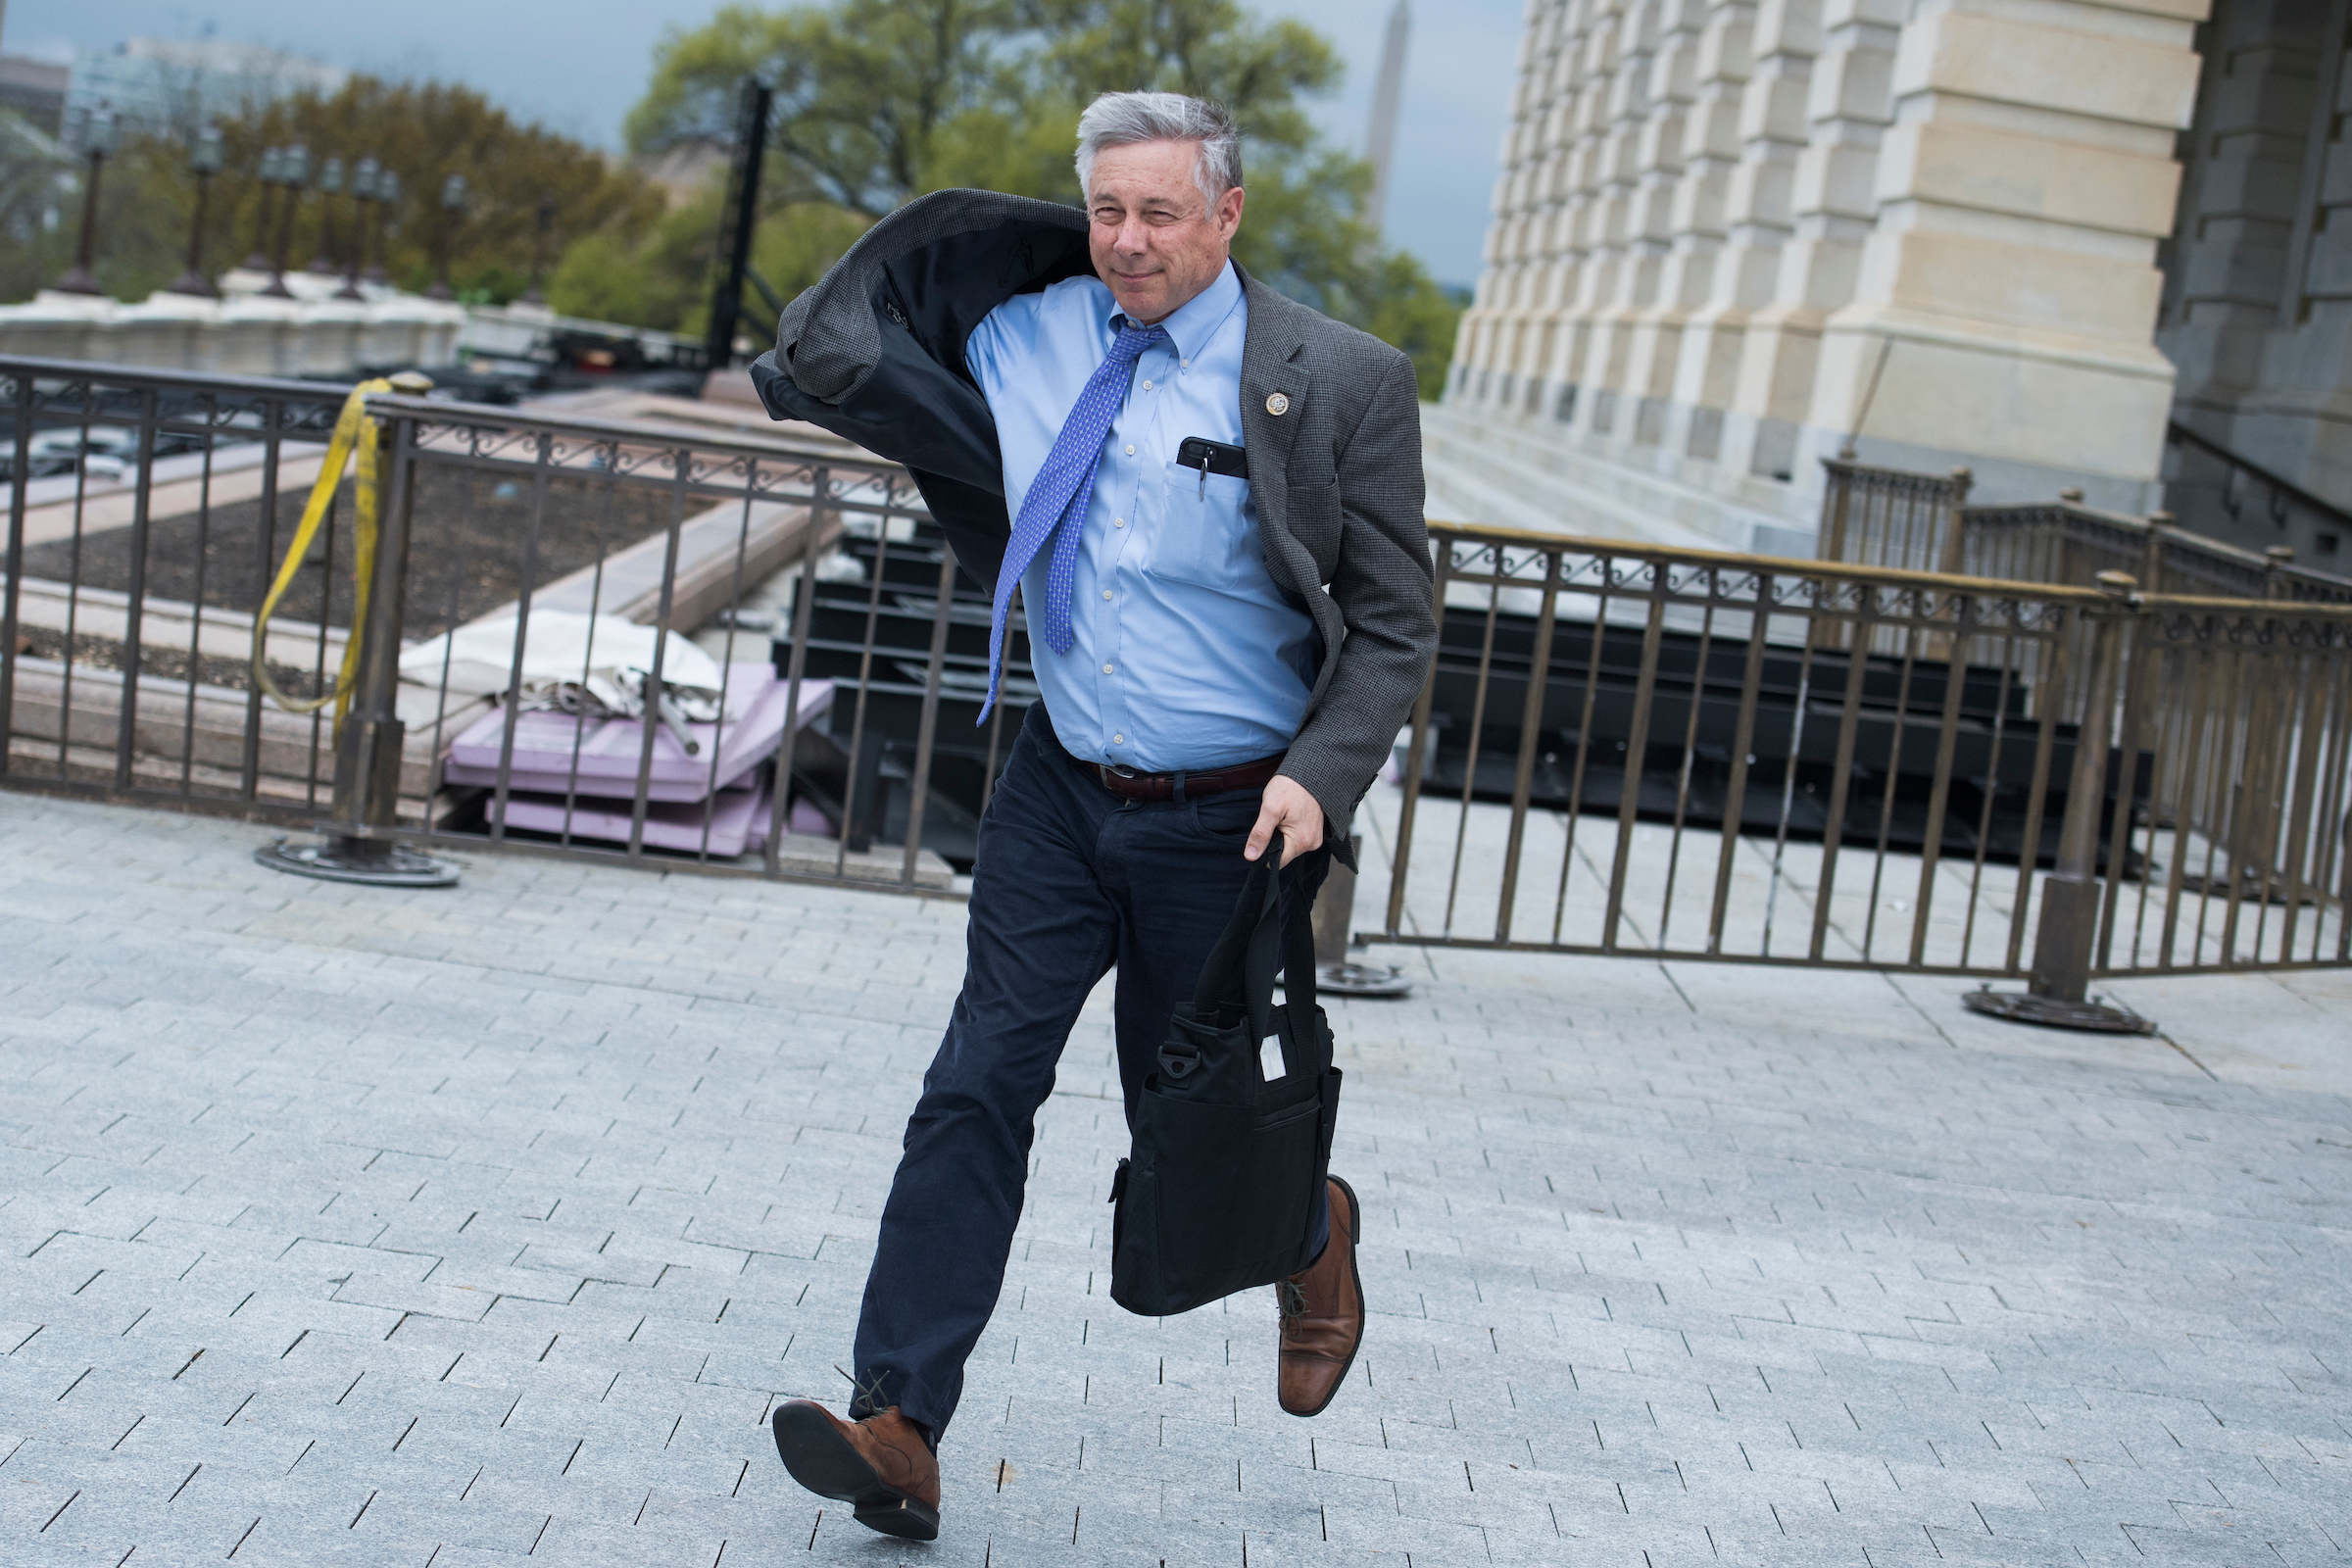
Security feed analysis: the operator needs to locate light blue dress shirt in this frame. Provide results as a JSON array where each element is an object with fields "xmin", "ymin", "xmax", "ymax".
[{"xmin": 964, "ymin": 262, "xmax": 1315, "ymax": 773}]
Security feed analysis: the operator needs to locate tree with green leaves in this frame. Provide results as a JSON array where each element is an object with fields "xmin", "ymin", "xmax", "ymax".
[
  {"xmin": 0, "ymin": 112, "xmax": 80, "ymax": 304},
  {"xmin": 623, "ymin": 0, "xmax": 1460, "ymax": 396},
  {"xmin": 0, "ymin": 78, "xmax": 660, "ymax": 308}
]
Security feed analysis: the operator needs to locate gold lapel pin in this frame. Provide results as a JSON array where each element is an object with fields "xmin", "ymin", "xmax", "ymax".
[{"xmin": 1265, "ymin": 392, "xmax": 1291, "ymax": 416}]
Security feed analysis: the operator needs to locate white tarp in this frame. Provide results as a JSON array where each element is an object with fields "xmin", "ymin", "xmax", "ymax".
[{"xmin": 399, "ymin": 611, "xmax": 732, "ymax": 718}]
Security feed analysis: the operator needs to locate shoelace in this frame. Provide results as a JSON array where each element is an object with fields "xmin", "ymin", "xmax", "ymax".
[
  {"xmin": 836, "ymin": 1363, "xmax": 891, "ymax": 1420},
  {"xmin": 1277, "ymin": 1280, "xmax": 1309, "ymax": 1325}
]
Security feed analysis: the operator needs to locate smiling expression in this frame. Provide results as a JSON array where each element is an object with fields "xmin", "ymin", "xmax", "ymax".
[{"xmin": 1085, "ymin": 139, "xmax": 1246, "ymax": 326}]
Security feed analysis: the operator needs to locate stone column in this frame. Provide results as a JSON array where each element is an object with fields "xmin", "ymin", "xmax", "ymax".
[
  {"xmin": 1588, "ymin": 0, "xmax": 1703, "ymax": 448},
  {"xmin": 1536, "ymin": 0, "xmax": 1620, "ymax": 425},
  {"xmin": 1794, "ymin": 0, "xmax": 2206, "ymax": 512},
  {"xmin": 1725, "ymin": 0, "xmax": 1901, "ymax": 478},
  {"xmin": 1635, "ymin": 0, "xmax": 1758, "ymax": 462},
  {"xmin": 1565, "ymin": 0, "xmax": 1663, "ymax": 438},
  {"xmin": 1510, "ymin": 42, "xmax": 1580, "ymax": 418},
  {"xmin": 1665, "ymin": 0, "xmax": 1823, "ymax": 471}
]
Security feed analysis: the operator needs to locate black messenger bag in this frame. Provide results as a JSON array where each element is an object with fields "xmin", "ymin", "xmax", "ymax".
[{"xmin": 1109, "ymin": 842, "xmax": 1342, "ymax": 1317}]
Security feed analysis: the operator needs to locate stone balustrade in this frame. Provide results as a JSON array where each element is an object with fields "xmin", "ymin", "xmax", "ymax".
[{"xmin": 0, "ymin": 269, "xmax": 466, "ymax": 376}]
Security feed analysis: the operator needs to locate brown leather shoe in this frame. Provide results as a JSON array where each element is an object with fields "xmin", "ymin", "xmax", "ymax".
[
  {"xmin": 770, "ymin": 1400, "xmax": 941, "ymax": 1540},
  {"xmin": 1277, "ymin": 1175, "xmax": 1365, "ymax": 1417}
]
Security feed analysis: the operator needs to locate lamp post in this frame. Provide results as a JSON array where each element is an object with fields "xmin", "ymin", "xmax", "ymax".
[
  {"xmin": 338, "ymin": 157, "xmax": 377, "ymax": 301},
  {"xmin": 165, "ymin": 125, "xmax": 226, "ymax": 298},
  {"xmin": 520, "ymin": 197, "xmax": 555, "ymax": 305},
  {"xmin": 51, "ymin": 108, "xmax": 119, "ymax": 296},
  {"xmin": 262, "ymin": 143, "xmax": 308, "ymax": 299},
  {"xmin": 364, "ymin": 170, "xmax": 397, "ymax": 283},
  {"xmin": 242, "ymin": 146, "xmax": 282, "ymax": 272},
  {"xmin": 426, "ymin": 172, "xmax": 466, "ymax": 300},
  {"xmin": 307, "ymin": 157, "xmax": 343, "ymax": 274}
]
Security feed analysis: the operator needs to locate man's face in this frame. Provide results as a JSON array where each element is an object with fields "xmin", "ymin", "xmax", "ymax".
[{"xmin": 1086, "ymin": 139, "xmax": 1245, "ymax": 325}]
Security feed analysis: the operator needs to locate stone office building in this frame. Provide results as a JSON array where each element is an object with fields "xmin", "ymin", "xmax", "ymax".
[{"xmin": 1439, "ymin": 0, "xmax": 2352, "ymax": 568}]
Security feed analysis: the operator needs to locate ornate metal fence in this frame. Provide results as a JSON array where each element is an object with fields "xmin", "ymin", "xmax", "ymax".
[
  {"xmin": 1375, "ymin": 521, "xmax": 2351, "ymax": 983},
  {"xmin": 1813, "ymin": 458, "xmax": 1973, "ymax": 575},
  {"xmin": 0, "ymin": 357, "xmax": 1004, "ymax": 895},
  {"xmin": 1819, "ymin": 457, "xmax": 2352, "ymax": 603},
  {"xmin": 8, "ymin": 359, "xmax": 2349, "ymax": 982}
]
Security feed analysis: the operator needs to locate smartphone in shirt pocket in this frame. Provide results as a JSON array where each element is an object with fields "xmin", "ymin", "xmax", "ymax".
[{"xmin": 1154, "ymin": 437, "xmax": 1256, "ymax": 590}]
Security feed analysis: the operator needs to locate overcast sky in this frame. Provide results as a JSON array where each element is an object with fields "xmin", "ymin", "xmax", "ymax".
[{"xmin": 3, "ymin": 0, "xmax": 1517, "ymax": 286}]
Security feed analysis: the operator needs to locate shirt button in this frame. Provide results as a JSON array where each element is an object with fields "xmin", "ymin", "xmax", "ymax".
[
  {"xmin": 1124, "ymin": 444, "xmax": 1134, "ymax": 455},
  {"xmin": 1181, "ymin": 359, "xmax": 1190, "ymax": 368},
  {"xmin": 1113, "ymin": 733, "xmax": 1124, "ymax": 744},
  {"xmin": 1102, "ymin": 589, "xmax": 1113, "ymax": 600},
  {"xmin": 1103, "ymin": 663, "xmax": 1114, "ymax": 674},
  {"xmin": 1142, "ymin": 380, "xmax": 1152, "ymax": 390},
  {"xmin": 1113, "ymin": 517, "xmax": 1125, "ymax": 528}
]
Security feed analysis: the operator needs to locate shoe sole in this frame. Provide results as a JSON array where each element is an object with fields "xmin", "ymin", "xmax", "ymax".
[
  {"xmin": 770, "ymin": 1403, "xmax": 942, "ymax": 1542},
  {"xmin": 1283, "ymin": 1174, "xmax": 1366, "ymax": 1418}
]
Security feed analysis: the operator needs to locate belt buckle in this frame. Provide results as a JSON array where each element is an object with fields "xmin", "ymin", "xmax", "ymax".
[{"xmin": 1098, "ymin": 762, "xmax": 1140, "ymax": 790}]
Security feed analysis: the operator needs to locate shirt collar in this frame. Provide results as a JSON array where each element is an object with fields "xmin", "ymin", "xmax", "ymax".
[{"xmin": 1107, "ymin": 260, "xmax": 1242, "ymax": 360}]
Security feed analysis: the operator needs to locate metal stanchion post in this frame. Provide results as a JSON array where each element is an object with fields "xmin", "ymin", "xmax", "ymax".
[
  {"xmin": 1962, "ymin": 571, "xmax": 2152, "ymax": 1033},
  {"xmin": 1309, "ymin": 834, "xmax": 1412, "ymax": 998},
  {"xmin": 260, "ymin": 378, "xmax": 460, "ymax": 887}
]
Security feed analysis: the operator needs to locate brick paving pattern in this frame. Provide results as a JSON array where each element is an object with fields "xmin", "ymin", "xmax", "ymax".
[{"xmin": 0, "ymin": 792, "xmax": 2345, "ymax": 1566}]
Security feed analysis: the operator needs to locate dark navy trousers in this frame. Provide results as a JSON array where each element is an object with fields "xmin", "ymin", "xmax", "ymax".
[{"xmin": 851, "ymin": 703, "xmax": 1330, "ymax": 1439}]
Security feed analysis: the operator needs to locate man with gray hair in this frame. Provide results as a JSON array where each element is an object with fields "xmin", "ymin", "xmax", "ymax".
[{"xmin": 751, "ymin": 89, "xmax": 1434, "ymax": 1540}]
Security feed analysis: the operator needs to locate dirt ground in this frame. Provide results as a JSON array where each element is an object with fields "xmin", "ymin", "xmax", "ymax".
[{"xmin": 16, "ymin": 466, "xmax": 679, "ymax": 644}]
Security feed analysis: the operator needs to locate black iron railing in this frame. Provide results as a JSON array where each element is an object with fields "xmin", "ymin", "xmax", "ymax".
[
  {"xmin": 1382, "ymin": 522, "xmax": 2351, "ymax": 982},
  {"xmin": 7, "ymin": 358, "xmax": 2349, "ymax": 996}
]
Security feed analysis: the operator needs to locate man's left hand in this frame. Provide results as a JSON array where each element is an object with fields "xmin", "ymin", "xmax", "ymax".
[{"xmin": 1245, "ymin": 774, "xmax": 1324, "ymax": 866}]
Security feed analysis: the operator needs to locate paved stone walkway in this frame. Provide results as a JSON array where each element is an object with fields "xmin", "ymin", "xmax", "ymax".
[{"xmin": 0, "ymin": 792, "xmax": 2346, "ymax": 1567}]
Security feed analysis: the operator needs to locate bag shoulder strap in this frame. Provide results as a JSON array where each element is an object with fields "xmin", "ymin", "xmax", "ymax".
[
  {"xmin": 1190, "ymin": 835, "xmax": 1324, "ymax": 1046},
  {"xmin": 1190, "ymin": 834, "xmax": 1283, "ymax": 1014}
]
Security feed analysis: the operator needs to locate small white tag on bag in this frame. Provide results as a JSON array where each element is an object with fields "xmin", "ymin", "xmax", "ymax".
[{"xmin": 1259, "ymin": 1034, "xmax": 1286, "ymax": 1083}]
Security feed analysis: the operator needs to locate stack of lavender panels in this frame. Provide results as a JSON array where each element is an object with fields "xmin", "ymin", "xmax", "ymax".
[{"xmin": 441, "ymin": 666, "xmax": 833, "ymax": 858}]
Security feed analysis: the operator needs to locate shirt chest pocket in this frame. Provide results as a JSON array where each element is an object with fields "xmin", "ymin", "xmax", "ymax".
[{"xmin": 1151, "ymin": 461, "xmax": 1260, "ymax": 591}]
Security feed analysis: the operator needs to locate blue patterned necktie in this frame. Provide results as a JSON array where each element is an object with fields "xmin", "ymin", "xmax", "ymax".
[{"xmin": 980, "ymin": 318, "xmax": 1169, "ymax": 720}]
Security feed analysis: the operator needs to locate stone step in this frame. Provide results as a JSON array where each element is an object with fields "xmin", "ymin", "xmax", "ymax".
[
  {"xmin": 1421, "ymin": 402, "xmax": 1817, "ymax": 556},
  {"xmin": 1423, "ymin": 419, "xmax": 1722, "ymax": 551}
]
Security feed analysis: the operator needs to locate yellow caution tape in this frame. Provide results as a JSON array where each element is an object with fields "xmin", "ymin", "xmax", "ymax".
[{"xmin": 252, "ymin": 377, "xmax": 394, "ymax": 724}]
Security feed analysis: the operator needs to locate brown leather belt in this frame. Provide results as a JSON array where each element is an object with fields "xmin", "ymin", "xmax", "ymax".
[{"xmin": 1066, "ymin": 748, "xmax": 1286, "ymax": 803}]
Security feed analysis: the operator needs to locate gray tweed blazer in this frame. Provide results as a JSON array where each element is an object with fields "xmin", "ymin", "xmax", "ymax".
[{"xmin": 750, "ymin": 189, "xmax": 1436, "ymax": 852}]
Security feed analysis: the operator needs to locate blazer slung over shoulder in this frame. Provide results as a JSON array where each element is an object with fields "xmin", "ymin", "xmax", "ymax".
[{"xmin": 750, "ymin": 188, "xmax": 1437, "ymax": 856}]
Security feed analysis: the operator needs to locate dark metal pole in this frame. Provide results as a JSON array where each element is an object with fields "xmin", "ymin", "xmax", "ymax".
[
  {"xmin": 365, "ymin": 170, "xmax": 397, "ymax": 284},
  {"xmin": 51, "ymin": 147, "xmax": 109, "ymax": 295},
  {"xmin": 328, "ymin": 419, "xmax": 416, "ymax": 842},
  {"xmin": 1313, "ymin": 833, "xmax": 1411, "ymax": 996},
  {"xmin": 264, "ymin": 145, "xmax": 308, "ymax": 299},
  {"xmin": 1963, "ymin": 570, "xmax": 2154, "ymax": 1033},
  {"xmin": 257, "ymin": 375, "xmax": 460, "ymax": 887},
  {"xmin": 164, "ymin": 170, "xmax": 219, "ymax": 297},
  {"xmin": 339, "ymin": 158, "xmax": 377, "ymax": 300},
  {"xmin": 337, "ymin": 194, "xmax": 369, "ymax": 300},
  {"xmin": 703, "ymin": 76, "xmax": 772, "ymax": 378},
  {"xmin": 427, "ymin": 173, "xmax": 466, "ymax": 301},
  {"xmin": 242, "ymin": 149, "xmax": 279, "ymax": 272},
  {"xmin": 307, "ymin": 157, "xmax": 344, "ymax": 274},
  {"xmin": 167, "ymin": 128, "xmax": 227, "ymax": 299},
  {"xmin": 520, "ymin": 198, "xmax": 555, "ymax": 306}
]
